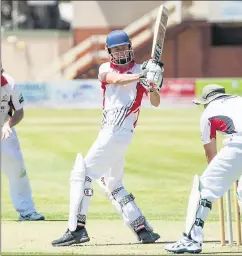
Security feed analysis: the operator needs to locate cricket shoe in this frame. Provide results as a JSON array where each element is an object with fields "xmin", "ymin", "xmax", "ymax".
[
  {"xmin": 18, "ymin": 212, "xmax": 45, "ymax": 221},
  {"xmin": 165, "ymin": 233, "xmax": 202, "ymax": 254},
  {"xmin": 137, "ymin": 228, "xmax": 160, "ymax": 244},
  {"xmin": 52, "ymin": 226, "xmax": 90, "ymax": 247}
]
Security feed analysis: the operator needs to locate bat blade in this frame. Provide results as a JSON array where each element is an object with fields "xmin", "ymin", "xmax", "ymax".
[{"xmin": 151, "ymin": 5, "xmax": 169, "ymax": 62}]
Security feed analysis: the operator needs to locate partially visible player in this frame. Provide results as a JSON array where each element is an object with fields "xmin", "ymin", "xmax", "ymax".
[
  {"xmin": 1, "ymin": 68, "xmax": 45, "ymax": 221},
  {"xmin": 165, "ymin": 84, "xmax": 242, "ymax": 254},
  {"xmin": 52, "ymin": 30, "xmax": 164, "ymax": 246}
]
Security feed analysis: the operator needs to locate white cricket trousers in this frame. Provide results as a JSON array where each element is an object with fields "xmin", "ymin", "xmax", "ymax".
[
  {"xmin": 200, "ymin": 140, "xmax": 242, "ymax": 201},
  {"xmin": 85, "ymin": 126, "xmax": 133, "ymax": 187},
  {"xmin": 1, "ymin": 128, "xmax": 36, "ymax": 216},
  {"xmin": 190, "ymin": 137, "xmax": 242, "ymax": 243},
  {"xmin": 77, "ymin": 126, "xmax": 146, "ymax": 228}
]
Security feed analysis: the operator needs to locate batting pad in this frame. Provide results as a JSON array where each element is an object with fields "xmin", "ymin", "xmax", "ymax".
[
  {"xmin": 185, "ymin": 175, "xmax": 201, "ymax": 235},
  {"xmin": 68, "ymin": 153, "xmax": 86, "ymax": 231}
]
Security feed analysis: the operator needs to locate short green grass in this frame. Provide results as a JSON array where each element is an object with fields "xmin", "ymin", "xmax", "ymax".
[
  {"xmin": 196, "ymin": 79, "xmax": 242, "ymax": 96},
  {"xmin": 1, "ymin": 108, "xmax": 233, "ymax": 222}
]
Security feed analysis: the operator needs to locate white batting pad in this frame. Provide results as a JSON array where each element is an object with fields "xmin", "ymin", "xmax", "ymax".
[
  {"xmin": 185, "ymin": 175, "xmax": 201, "ymax": 235},
  {"xmin": 68, "ymin": 153, "xmax": 86, "ymax": 231},
  {"xmin": 237, "ymin": 178, "xmax": 242, "ymax": 211},
  {"xmin": 78, "ymin": 176, "xmax": 93, "ymax": 221}
]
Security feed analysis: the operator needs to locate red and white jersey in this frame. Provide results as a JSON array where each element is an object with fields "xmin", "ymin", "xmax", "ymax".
[
  {"xmin": 98, "ymin": 61, "xmax": 147, "ymax": 130},
  {"xmin": 1, "ymin": 72, "xmax": 24, "ymax": 124},
  {"xmin": 200, "ymin": 96, "xmax": 242, "ymax": 145}
]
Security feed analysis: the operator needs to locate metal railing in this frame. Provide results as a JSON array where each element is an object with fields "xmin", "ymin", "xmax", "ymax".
[{"xmin": 37, "ymin": 1, "xmax": 183, "ymax": 81}]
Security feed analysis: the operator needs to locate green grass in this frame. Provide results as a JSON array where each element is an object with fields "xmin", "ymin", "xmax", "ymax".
[
  {"xmin": 196, "ymin": 79, "xmax": 242, "ymax": 96},
  {"xmin": 1, "ymin": 108, "xmax": 232, "ymax": 222}
]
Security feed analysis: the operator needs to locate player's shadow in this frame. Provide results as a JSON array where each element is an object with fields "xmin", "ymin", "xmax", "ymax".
[
  {"xmin": 74, "ymin": 240, "xmax": 242, "ymax": 255},
  {"xmin": 6, "ymin": 219, "xmax": 67, "ymax": 222},
  {"xmin": 79, "ymin": 240, "xmax": 232, "ymax": 247},
  {"xmin": 199, "ymin": 253, "xmax": 242, "ymax": 255},
  {"xmin": 37, "ymin": 219, "xmax": 67, "ymax": 221}
]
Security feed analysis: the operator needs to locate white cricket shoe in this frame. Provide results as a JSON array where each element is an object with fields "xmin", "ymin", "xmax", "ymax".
[
  {"xmin": 18, "ymin": 212, "xmax": 45, "ymax": 221},
  {"xmin": 165, "ymin": 233, "xmax": 202, "ymax": 254}
]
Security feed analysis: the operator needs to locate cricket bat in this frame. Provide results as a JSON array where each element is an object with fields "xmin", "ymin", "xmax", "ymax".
[{"xmin": 151, "ymin": 5, "xmax": 169, "ymax": 62}]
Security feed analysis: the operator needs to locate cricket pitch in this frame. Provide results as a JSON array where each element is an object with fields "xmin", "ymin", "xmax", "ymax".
[{"xmin": 2, "ymin": 220, "xmax": 242, "ymax": 255}]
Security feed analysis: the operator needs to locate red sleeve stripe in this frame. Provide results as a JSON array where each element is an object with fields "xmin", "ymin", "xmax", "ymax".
[
  {"xmin": 209, "ymin": 119, "xmax": 220, "ymax": 139},
  {"xmin": 101, "ymin": 81, "xmax": 107, "ymax": 89},
  {"xmin": 102, "ymin": 86, "xmax": 106, "ymax": 108},
  {"xmin": 209, "ymin": 115, "xmax": 236, "ymax": 139},
  {"xmin": 125, "ymin": 83, "xmax": 146, "ymax": 118},
  {"xmin": 1, "ymin": 75, "xmax": 8, "ymax": 87}
]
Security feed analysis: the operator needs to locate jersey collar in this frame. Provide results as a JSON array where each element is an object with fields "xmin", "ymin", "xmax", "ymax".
[{"xmin": 110, "ymin": 61, "xmax": 135, "ymax": 73}]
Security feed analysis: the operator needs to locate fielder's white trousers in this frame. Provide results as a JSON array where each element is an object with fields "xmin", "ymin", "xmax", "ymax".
[
  {"xmin": 190, "ymin": 137, "xmax": 242, "ymax": 243},
  {"xmin": 200, "ymin": 140, "xmax": 242, "ymax": 201},
  {"xmin": 1, "ymin": 128, "xmax": 36, "ymax": 216}
]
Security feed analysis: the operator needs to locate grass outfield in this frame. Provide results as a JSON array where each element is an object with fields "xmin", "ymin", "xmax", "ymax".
[
  {"xmin": 196, "ymin": 79, "xmax": 242, "ymax": 96},
  {"xmin": 2, "ymin": 108, "xmax": 233, "ymax": 222},
  {"xmin": 2, "ymin": 108, "xmax": 242, "ymax": 255}
]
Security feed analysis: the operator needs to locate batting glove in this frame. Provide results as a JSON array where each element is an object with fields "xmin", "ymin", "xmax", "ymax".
[
  {"xmin": 146, "ymin": 68, "xmax": 163, "ymax": 87},
  {"xmin": 141, "ymin": 59, "xmax": 164, "ymax": 73},
  {"xmin": 139, "ymin": 78, "xmax": 156, "ymax": 92}
]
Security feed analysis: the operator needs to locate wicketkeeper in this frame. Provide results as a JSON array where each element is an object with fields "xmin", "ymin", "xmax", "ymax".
[
  {"xmin": 52, "ymin": 30, "xmax": 164, "ymax": 246},
  {"xmin": 165, "ymin": 84, "xmax": 242, "ymax": 254}
]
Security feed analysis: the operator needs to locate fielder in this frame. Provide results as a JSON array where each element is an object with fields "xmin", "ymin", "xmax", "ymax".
[
  {"xmin": 52, "ymin": 30, "xmax": 164, "ymax": 246},
  {"xmin": 165, "ymin": 84, "xmax": 242, "ymax": 254},
  {"xmin": 1, "ymin": 69, "xmax": 45, "ymax": 221}
]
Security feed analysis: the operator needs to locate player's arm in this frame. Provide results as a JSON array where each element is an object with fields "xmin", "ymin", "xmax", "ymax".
[
  {"xmin": 98, "ymin": 61, "xmax": 154, "ymax": 86},
  {"xmin": 8, "ymin": 108, "xmax": 24, "ymax": 127},
  {"xmin": 140, "ymin": 60, "xmax": 163, "ymax": 107},
  {"xmin": 2, "ymin": 92, "xmax": 25, "ymax": 140},
  {"xmin": 8, "ymin": 84, "xmax": 25, "ymax": 127},
  {"xmin": 149, "ymin": 90, "xmax": 160, "ymax": 107},
  {"xmin": 1, "ymin": 76, "xmax": 25, "ymax": 140},
  {"xmin": 204, "ymin": 139, "xmax": 217, "ymax": 164},
  {"xmin": 200, "ymin": 115, "xmax": 217, "ymax": 163},
  {"xmin": 2, "ymin": 107, "xmax": 24, "ymax": 140},
  {"xmin": 100, "ymin": 72, "xmax": 140, "ymax": 86}
]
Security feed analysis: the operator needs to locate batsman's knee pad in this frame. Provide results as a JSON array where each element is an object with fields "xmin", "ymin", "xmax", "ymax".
[
  {"xmin": 111, "ymin": 187, "xmax": 138, "ymax": 216},
  {"xmin": 84, "ymin": 175, "xmax": 93, "ymax": 197},
  {"xmin": 111, "ymin": 186, "xmax": 153, "ymax": 235},
  {"xmin": 117, "ymin": 193, "xmax": 135, "ymax": 207},
  {"xmin": 77, "ymin": 175, "xmax": 93, "ymax": 225},
  {"xmin": 186, "ymin": 175, "xmax": 212, "ymax": 243}
]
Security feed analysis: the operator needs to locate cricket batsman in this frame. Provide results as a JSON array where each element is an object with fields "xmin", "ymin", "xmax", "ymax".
[
  {"xmin": 165, "ymin": 84, "xmax": 242, "ymax": 254},
  {"xmin": 1, "ymin": 68, "xmax": 45, "ymax": 221},
  {"xmin": 52, "ymin": 30, "xmax": 164, "ymax": 246}
]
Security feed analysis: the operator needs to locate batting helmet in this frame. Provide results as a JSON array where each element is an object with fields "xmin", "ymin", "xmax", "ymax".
[{"xmin": 106, "ymin": 30, "xmax": 134, "ymax": 65}]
